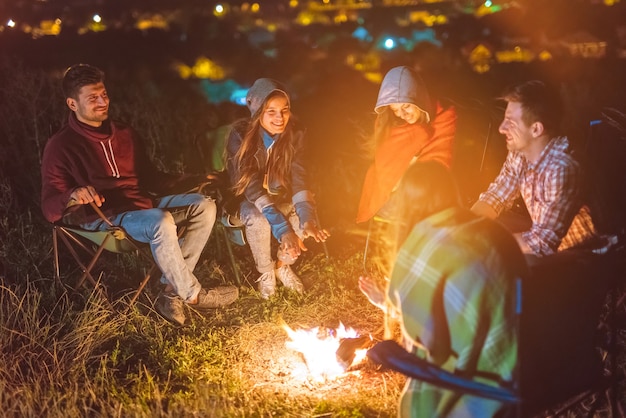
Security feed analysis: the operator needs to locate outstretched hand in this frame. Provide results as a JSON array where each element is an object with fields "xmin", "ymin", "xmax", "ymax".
[
  {"xmin": 358, "ymin": 275, "xmax": 387, "ymax": 313},
  {"xmin": 302, "ymin": 221, "xmax": 330, "ymax": 243},
  {"xmin": 280, "ymin": 231, "xmax": 307, "ymax": 260}
]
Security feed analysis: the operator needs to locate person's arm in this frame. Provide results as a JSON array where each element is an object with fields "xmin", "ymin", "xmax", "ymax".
[
  {"xmin": 470, "ymin": 200, "xmax": 498, "ymax": 219},
  {"xmin": 471, "ymin": 152, "xmax": 521, "ymax": 217},
  {"xmin": 225, "ymin": 123, "xmax": 292, "ymax": 242},
  {"xmin": 41, "ymin": 138, "xmax": 81, "ymax": 223},
  {"xmin": 518, "ymin": 163, "xmax": 583, "ymax": 255},
  {"xmin": 416, "ymin": 103, "xmax": 457, "ymax": 169},
  {"xmin": 288, "ymin": 129, "xmax": 330, "ymax": 242}
]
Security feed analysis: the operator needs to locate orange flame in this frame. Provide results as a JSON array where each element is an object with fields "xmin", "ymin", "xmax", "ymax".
[{"xmin": 282, "ymin": 322, "xmax": 369, "ymax": 381}]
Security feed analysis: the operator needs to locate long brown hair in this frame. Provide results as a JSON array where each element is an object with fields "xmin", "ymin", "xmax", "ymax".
[{"xmin": 232, "ymin": 91, "xmax": 297, "ymax": 196}]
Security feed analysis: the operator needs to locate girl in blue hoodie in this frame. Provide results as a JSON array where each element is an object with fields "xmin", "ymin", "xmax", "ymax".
[{"xmin": 226, "ymin": 78, "xmax": 330, "ymax": 299}]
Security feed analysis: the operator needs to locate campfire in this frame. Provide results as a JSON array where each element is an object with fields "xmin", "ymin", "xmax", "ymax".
[{"xmin": 282, "ymin": 322, "xmax": 372, "ymax": 381}]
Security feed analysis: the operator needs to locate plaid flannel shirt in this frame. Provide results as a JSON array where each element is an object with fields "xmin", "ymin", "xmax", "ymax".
[
  {"xmin": 478, "ymin": 136, "xmax": 596, "ymax": 255},
  {"xmin": 387, "ymin": 208, "xmax": 525, "ymax": 418}
]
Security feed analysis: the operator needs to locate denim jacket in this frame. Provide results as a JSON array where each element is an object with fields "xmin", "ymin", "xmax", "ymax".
[{"xmin": 226, "ymin": 119, "xmax": 316, "ymax": 240}]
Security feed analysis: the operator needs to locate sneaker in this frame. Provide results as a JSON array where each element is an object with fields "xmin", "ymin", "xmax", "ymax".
[
  {"xmin": 155, "ymin": 291, "xmax": 186, "ymax": 326},
  {"xmin": 191, "ymin": 286, "xmax": 239, "ymax": 309},
  {"xmin": 275, "ymin": 265, "xmax": 304, "ymax": 294},
  {"xmin": 256, "ymin": 270, "xmax": 276, "ymax": 299}
]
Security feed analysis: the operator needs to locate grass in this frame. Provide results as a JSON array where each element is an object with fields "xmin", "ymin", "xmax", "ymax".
[
  {"xmin": 0, "ymin": 61, "xmax": 623, "ymax": 417},
  {"xmin": 0, "ymin": 223, "xmax": 406, "ymax": 417},
  {"xmin": 0, "ymin": 185, "xmax": 624, "ymax": 416}
]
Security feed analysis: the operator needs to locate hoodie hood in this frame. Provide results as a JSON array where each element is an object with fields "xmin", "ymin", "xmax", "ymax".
[
  {"xmin": 374, "ymin": 66, "xmax": 432, "ymax": 122},
  {"xmin": 246, "ymin": 78, "xmax": 290, "ymax": 117}
]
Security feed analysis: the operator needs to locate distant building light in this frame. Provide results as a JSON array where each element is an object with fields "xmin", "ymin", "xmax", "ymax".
[
  {"xmin": 251, "ymin": 3, "xmax": 260, "ymax": 12},
  {"xmin": 230, "ymin": 88, "xmax": 248, "ymax": 106},
  {"xmin": 214, "ymin": 4, "xmax": 227, "ymax": 16},
  {"xmin": 93, "ymin": 14, "xmax": 101, "ymax": 23},
  {"xmin": 289, "ymin": 0, "xmax": 298, "ymax": 7},
  {"xmin": 7, "ymin": 19, "xmax": 16, "ymax": 28},
  {"xmin": 352, "ymin": 26, "xmax": 370, "ymax": 41},
  {"xmin": 55, "ymin": 18, "xmax": 62, "ymax": 25},
  {"xmin": 485, "ymin": 0, "xmax": 493, "ymax": 6},
  {"xmin": 384, "ymin": 38, "xmax": 395, "ymax": 50}
]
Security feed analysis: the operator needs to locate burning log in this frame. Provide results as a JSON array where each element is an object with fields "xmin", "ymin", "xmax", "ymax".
[{"xmin": 335, "ymin": 336, "xmax": 373, "ymax": 369}]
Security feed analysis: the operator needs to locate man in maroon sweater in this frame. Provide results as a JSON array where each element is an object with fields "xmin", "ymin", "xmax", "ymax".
[{"xmin": 41, "ymin": 64, "xmax": 238, "ymax": 325}]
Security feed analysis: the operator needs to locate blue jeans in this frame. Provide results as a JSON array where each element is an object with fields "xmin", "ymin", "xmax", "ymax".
[
  {"xmin": 81, "ymin": 193, "xmax": 216, "ymax": 302},
  {"xmin": 239, "ymin": 201, "xmax": 303, "ymax": 274}
]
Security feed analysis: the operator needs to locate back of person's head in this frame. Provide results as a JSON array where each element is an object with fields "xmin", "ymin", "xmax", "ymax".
[
  {"xmin": 394, "ymin": 161, "xmax": 462, "ymax": 231},
  {"xmin": 500, "ymin": 80, "xmax": 563, "ymax": 136},
  {"xmin": 62, "ymin": 64, "xmax": 105, "ymax": 99}
]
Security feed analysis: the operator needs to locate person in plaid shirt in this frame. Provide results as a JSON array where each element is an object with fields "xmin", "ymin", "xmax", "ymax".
[
  {"xmin": 360, "ymin": 161, "xmax": 526, "ymax": 417},
  {"xmin": 471, "ymin": 80, "xmax": 597, "ymax": 256}
]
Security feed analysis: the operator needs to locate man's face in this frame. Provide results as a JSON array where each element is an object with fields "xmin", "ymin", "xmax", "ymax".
[
  {"xmin": 499, "ymin": 101, "xmax": 534, "ymax": 153},
  {"xmin": 260, "ymin": 95, "xmax": 290, "ymax": 135},
  {"xmin": 67, "ymin": 82, "xmax": 109, "ymax": 127}
]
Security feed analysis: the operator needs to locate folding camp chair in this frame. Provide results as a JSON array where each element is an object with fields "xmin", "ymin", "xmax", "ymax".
[
  {"xmin": 52, "ymin": 201, "xmax": 159, "ymax": 306},
  {"xmin": 214, "ymin": 211, "xmax": 247, "ymax": 286},
  {"xmin": 367, "ymin": 249, "xmax": 623, "ymax": 418}
]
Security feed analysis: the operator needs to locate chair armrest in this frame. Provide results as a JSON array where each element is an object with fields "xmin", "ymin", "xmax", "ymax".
[{"xmin": 367, "ymin": 340, "xmax": 519, "ymax": 403}]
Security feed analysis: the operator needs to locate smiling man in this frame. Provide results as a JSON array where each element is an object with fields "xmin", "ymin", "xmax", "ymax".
[
  {"xmin": 41, "ymin": 64, "xmax": 238, "ymax": 325},
  {"xmin": 471, "ymin": 80, "xmax": 597, "ymax": 256}
]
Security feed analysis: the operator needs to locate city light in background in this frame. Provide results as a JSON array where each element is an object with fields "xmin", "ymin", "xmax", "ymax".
[{"xmin": 0, "ymin": 0, "xmax": 624, "ymax": 100}]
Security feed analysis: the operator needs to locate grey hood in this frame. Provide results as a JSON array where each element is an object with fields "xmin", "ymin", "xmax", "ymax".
[
  {"xmin": 246, "ymin": 78, "xmax": 290, "ymax": 117},
  {"xmin": 374, "ymin": 66, "xmax": 432, "ymax": 122}
]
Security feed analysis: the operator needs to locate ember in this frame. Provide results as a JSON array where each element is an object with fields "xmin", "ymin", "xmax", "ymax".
[{"xmin": 282, "ymin": 322, "xmax": 371, "ymax": 381}]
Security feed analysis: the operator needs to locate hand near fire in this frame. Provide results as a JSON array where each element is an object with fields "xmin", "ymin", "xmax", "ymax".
[
  {"xmin": 302, "ymin": 221, "xmax": 330, "ymax": 243},
  {"xmin": 358, "ymin": 275, "xmax": 387, "ymax": 313},
  {"xmin": 280, "ymin": 231, "xmax": 307, "ymax": 260}
]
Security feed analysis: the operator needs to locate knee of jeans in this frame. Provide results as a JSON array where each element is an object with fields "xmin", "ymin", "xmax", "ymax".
[
  {"xmin": 243, "ymin": 209, "xmax": 269, "ymax": 229},
  {"xmin": 152, "ymin": 210, "xmax": 177, "ymax": 238},
  {"xmin": 194, "ymin": 196, "xmax": 216, "ymax": 222}
]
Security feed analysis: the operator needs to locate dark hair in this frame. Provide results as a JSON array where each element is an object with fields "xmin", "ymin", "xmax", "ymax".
[
  {"xmin": 392, "ymin": 161, "xmax": 461, "ymax": 246},
  {"xmin": 62, "ymin": 64, "xmax": 105, "ymax": 99},
  {"xmin": 500, "ymin": 80, "xmax": 563, "ymax": 136}
]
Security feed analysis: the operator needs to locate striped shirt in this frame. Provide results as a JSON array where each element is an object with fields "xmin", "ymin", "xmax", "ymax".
[
  {"xmin": 387, "ymin": 207, "xmax": 526, "ymax": 418},
  {"xmin": 478, "ymin": 136, "xmax": 596, "ymax": 255}
]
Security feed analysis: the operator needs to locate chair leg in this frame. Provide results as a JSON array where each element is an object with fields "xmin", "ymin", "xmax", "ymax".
[
  {"xmin": 128, "ymin": 263, "xmax": 160, "ymax": 307},
  {"xmin": 362, "ymin": 219, "xmax": 373, "ymax": 272},
  {"xmin": 52, "ymin": 226, "xmax": 61, "ymax": 284},
  {"xmin": 220, "ymin": 224, "xmax": 242, "ymax": 286},
  {"xmin": 125, "ymin": 223, "xmax": 192, "ymax": 307},
  {"xmin": 56, "ymin": 229, "xmax": 112, "ymax": 308}
]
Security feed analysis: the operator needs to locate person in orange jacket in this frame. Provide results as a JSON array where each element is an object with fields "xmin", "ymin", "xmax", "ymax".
[{"xmin": 356, "ymin": 66, "xmax": 457, "ymax": 224}]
